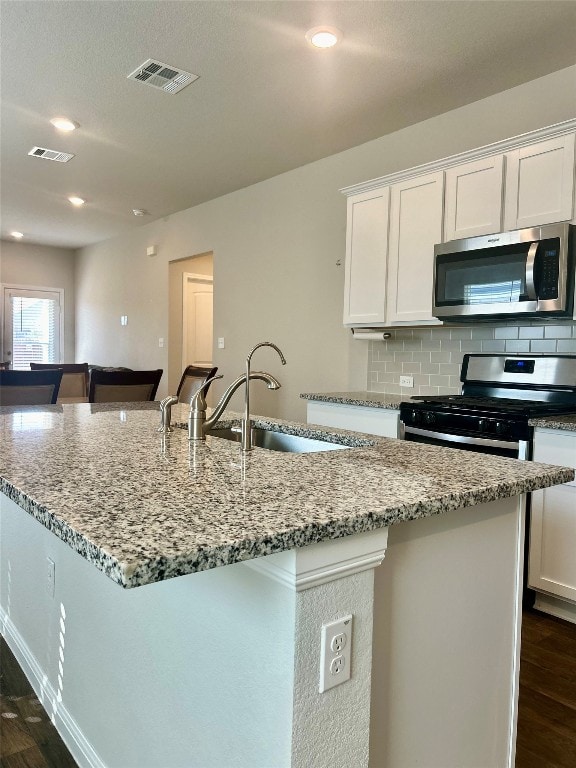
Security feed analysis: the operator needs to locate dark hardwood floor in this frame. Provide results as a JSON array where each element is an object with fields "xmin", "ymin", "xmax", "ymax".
[
  {"xmin": 0, "ymin": 637, "xmax": 77, "ymax": 768},
  {"xmin": 2, "ymin": 608, "xmax": 575, "ymax": 767},
  {"xmin": 516, "ymin": 608, "xmax": 576, "ymax": 768}
]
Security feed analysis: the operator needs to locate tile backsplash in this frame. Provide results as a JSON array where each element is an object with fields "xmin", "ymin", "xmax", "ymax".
[{"xmin": 368, "ymin": 322, "xmax": 576, "ymax": 396}]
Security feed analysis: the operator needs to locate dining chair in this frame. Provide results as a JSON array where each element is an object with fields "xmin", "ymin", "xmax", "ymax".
[
  {"xmin": 176, "ymin": 365, "xmax": 218, "ymax": 404},
  {"xmin": 0, "ymin": 362, "xmax": 10, "ymax": 370},
  {"xmin": 30, "ymin": 362, "xmax": 89, "ymax": 399},
  {"xmin": 88, "ymin": 369, "xmax": 163, "ymax": 403},
  {"xmin": 0, "ymin": 369, "xmax": 64, "ymax": 405}
]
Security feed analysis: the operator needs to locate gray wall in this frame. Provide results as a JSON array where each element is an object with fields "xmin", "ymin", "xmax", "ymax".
[
  {"xmin": 0, "ymin": 240, "xmax": 77, "ymax": 362},
  {"xmin": 75, "ymin": 65, "xmax": 576, "ymax": 421}
]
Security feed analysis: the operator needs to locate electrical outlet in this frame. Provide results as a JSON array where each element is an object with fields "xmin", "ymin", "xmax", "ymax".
[
  {"xmin": 331, "ymin": 632, "xmax": 347, "ymax": 653},
  {"xmin": 158, "ymin": 337, "xmax": 164, "ymax": 348},
  {"xmin": 46, "ymin": 557, "xmax": 55, "ymax": 598},
  {"xmin": 399, "ymin": 375, "xmax": 414, "ymax": 388},
  {"xmin": 319, "ymin": 614, "xmax": 352, "ymax": 693},
  {"xmin": 217, "ymin": 337, "xmax": 225, "ymax": 349}
]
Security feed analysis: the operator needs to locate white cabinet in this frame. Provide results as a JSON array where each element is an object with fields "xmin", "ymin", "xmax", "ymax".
[
  {"xmin": 341, "ymin": 123, "xmax": 576, "ymax": 328},
  {"xmin": 386, "ymin": 172, "xmax": 444, "ymax": 324},
  {"xmin": 504, "ymin": 134, "xmax": 575, "ymax": 231},
  {"xmin": 343, "ymin": 188, "xmax": 390, "ymax": 325},
  {"xmin": 529, "ymin": 428, "xmax": 576, "ymax": 617},
  {"xmin": 306, "ymin": 400, "xmax": 399, "ymax": 439},
  {"xmin": 444, "ymin": 155, "xmax": 504, "ymax": 241}
]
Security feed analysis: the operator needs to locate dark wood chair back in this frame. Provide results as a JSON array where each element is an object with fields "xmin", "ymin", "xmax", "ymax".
[
  {"xmin": 88, "ymin": 369, "xmax": 163, "ymax": 403},
  {"xmin": 0, "ymin": 362, "xmax": 10, "ymax": 370},
  {"xmin": 30, "ymin": 363, "xmax": 89, "ymax": 399},
  {"xmin": 0, "ymin": 369, "xmax": 64, "ymax": 405},
  {"xmin": 176, "ymin": 365, "xmax": 218, "ymax": 404}
]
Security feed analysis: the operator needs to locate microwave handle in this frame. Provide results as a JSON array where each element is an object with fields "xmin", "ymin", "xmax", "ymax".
[{"xmin": 525, "ymin": 242, "xmax": 538, "ymax": 300}]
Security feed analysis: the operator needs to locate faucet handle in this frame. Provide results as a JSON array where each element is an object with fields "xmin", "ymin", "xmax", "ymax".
[{"xmin": 190, "ymin": 374, "xmax": 223, "ymax": 412}]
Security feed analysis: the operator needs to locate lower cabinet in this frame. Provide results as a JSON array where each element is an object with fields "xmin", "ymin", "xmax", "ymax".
[
  {"xmin": 529, "ymin": 428, "xmax": 576, "ymax": 620},
  {"xmin": 306, "ymin": 401, "xmax": 399, "ymax": 439}
]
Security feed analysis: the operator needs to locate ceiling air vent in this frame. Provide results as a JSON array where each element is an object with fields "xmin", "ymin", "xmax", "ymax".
[
  {"xmin": 28, "ymin": 147, "xmax": 74, "ymax": 163},
  {"xmin": 127, "ymin": 59, "xmax": 199, "ymax": 94}
]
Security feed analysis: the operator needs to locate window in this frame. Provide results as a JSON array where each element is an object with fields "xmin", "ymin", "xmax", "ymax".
[{"xmin": 2, "ymin": 286, "xmax": 63, "ymax": 370}]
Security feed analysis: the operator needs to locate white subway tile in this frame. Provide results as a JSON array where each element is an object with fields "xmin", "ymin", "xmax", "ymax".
[
  {"xmin": 557, "ymin": 339, "xmax": 576, "ymax": 354},
  {"xmin": 530, "ymin": 339, "xmax": 558, "ymax": 353},
  {"xmin": 495, "ymin": 327, "xmax": 519, "ymax": 339},
  {"xmin": 544, "ymin": 324, "xmax": 573, "ymax": 339}
]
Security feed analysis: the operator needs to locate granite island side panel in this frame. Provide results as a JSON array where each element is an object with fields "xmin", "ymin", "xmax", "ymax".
[{"xmin": 0, "ymin": 402, "xmax": 572, "ymax": 589}]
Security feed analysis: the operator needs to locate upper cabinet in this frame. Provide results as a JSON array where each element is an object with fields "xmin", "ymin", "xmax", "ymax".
[
  {"xmin": 340, "ymin": 121, "xmax": 576, "ymax": 328},
  {"xmin": 343, "ymin": 188, "xmax": 390, "ymax": 325},
  {"xmin": 387, "ymin": 172, "xmax": 444, "ymax": 324},
  {"xmin": 504, "ymin": 133, "xmax": 575, "ymax": 230},
  {"xmin": 444, "ymin": 155, "xmax": 504, "ymax": 241}
]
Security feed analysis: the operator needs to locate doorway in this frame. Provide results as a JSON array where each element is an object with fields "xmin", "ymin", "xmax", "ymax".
[
  {"xmin": 1, "ymin": 285, "xmax": 63, "ymax": 369},
  {"xmin": 168, "ymin": 252, "xmax": 214, "ymax": 394},
  {"xmin": 182, "ymin": 273, "xmax": 213, "ymax": 368}
]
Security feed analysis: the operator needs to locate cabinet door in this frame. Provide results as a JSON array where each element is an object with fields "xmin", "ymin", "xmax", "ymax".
[
  {"xmin": 387, "ymin": 172, "xmax": 444, "ymax": 324},
  {"xmin": 306, "ymin": 401, "xmax": 398, "ymax": 438},
  {"xmin": 529, "ymin": 429, "xmax": 576, "ymax": 603},
  {"xmin": 504, "ymin": 134, "xmax": 575, "ymax": 231},
  {"xmin": 444, "ymin": 155, "xmax": 504, "ymax": 241},
  {"xmin": 343, "ymin": 188, "xmax": 390, "ymax": 325}
]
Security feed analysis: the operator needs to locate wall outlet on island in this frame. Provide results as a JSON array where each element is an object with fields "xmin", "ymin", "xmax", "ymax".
[
  {"xmin": 319, "ymin": 614, "xmax": 352, "ymax": 693},
  {"xmin": 400, "ymin": 375, "xmax": 414, "ymax": 388}
]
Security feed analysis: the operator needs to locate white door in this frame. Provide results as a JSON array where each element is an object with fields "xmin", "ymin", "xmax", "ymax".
[
  {"xmin": 1, "ymin": 285, "xmax": 63, "ymax": 369},
  {"xmin": 182, "ymin": 273, "xmax": 213, "ymax": 369}
]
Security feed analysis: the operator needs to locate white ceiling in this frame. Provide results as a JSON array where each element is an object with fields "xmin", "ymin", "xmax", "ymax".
[{"xmin": 1, "ymin": 0, "xmax": 575, "ymax": 249}]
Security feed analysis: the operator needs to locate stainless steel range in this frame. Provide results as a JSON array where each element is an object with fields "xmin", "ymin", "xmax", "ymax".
[{"xmin": 400, "ymin": 354, "xmax": 576, "ymax": 460}]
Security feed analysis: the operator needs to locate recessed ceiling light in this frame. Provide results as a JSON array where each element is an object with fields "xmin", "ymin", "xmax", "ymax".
[
  {"xmin": 132, "ymin": 208, "xmax": 150, "ymax": 217},
  {"xmin": 68, "ymin": 196, "xmax": 85, "ymax": 207},
  {"xmin": 50, "ymin": 117, "xmax": 79, "ymax": 132},
  {"xmin": 305, "ymin": 26, "xmax": 342, "ymax": 49},
  {"xmin": 11, "ymin": 231, "xmax": 24, "ymax": 239}
]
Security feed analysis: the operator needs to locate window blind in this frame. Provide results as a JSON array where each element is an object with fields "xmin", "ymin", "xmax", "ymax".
[{"xmin": 11, "ymin": 296, "xmax": 58, "ymax": 370}]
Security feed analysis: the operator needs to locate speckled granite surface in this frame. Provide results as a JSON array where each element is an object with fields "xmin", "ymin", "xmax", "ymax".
[
  {"xmin": 529, "ymin": 414, "xmax": 576, "ymax": 432},
  {"xmin": 300, "ymin": 391, "xmax": 403, "ymax": 409},
  {"xmin": 0, "ymin": 402, "xmax": 572, "ymax": 589}
]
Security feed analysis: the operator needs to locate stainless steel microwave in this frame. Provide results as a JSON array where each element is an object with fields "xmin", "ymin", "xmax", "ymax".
[{"xmin": 433, "ymin": 223, "xmax": 575, "ymax": 321}]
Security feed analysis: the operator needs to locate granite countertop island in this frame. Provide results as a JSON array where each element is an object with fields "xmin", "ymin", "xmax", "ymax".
[
  {"xmin": 1, "ymin": 400, "xmax": 574, "ymax": 768},
  {"xmin": 0, "ymin": 401, "xmax": 572, "ymax": 589}
]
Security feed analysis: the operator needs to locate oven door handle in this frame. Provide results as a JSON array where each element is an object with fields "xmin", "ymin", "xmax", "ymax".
[
  {"xmin": 403, "ymin": 425, "xmax": 519, "ymax": 451},
  {"xmin": 525, "ymin": 241, "xmax": 538, "ymax": 301}
]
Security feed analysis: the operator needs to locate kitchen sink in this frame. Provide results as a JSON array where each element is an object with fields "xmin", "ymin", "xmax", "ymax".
[{"xmin": 206, "ymin": 426, "xmax": 351, "ymax": 453}]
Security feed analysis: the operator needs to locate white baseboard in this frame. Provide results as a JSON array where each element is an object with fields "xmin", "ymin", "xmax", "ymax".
[
  {"xmin": 0, "ymin": 608, "xmax": 106, "ymax": 768},
  {"xmin": 534, "ymin": 593, "xmax": 576, "ymax": 625}
]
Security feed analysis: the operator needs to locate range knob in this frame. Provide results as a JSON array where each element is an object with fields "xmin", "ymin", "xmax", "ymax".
[
  {"xmin": 495, "ymin": 421, "xmax": 510, "ymax": 436},
  {"xmin": 423, "ymin": 411, "xmax": 436, "ymax": 425},
  {"xmin": 478, "ymin": 418, "xmax": 488, "ymax": 432},
  {"xmin": 410, "ymin": 409, "xmax": 421, "ymax": 425}
]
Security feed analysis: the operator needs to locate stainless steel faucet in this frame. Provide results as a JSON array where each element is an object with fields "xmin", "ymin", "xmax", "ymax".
[
  {"xmin": 157, "ymin": 395, "xmax": 179, "ymax": 433},
  {"xmin": 242, "ymin": 342, "xmax": 286, "ymax": 450},
  {"xmin": 188, "ymin": 370, "xmax": 282, "ymax": 442}
]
